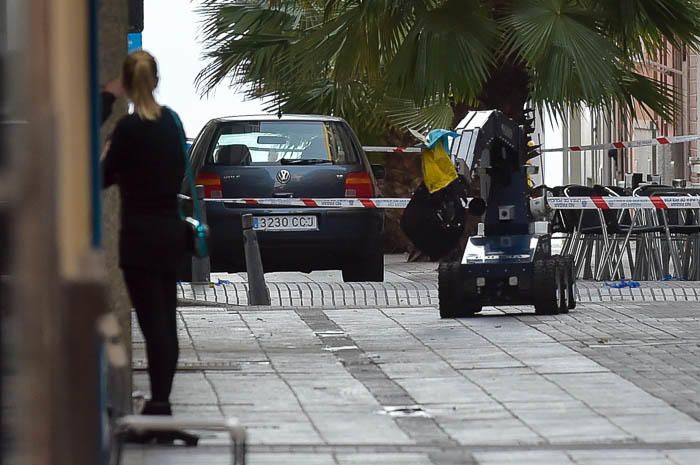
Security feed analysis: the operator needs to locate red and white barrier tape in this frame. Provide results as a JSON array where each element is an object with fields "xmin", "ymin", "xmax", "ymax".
[
  {"xmin": 204, "ymin": 197, "xmax": 412, "ymax": 209},
  {"xmin": 541, "ymin": 134, "xmax": 700, "ymax": 153},
  {"xmin": 365, "ymin": 133, "xmax": 700, "ymax": 155},
  {"xmin": 548, "ymin": 196, "xmax": 700, "ymax": 210},
  {"xmin": 198, "ymin": 195, "xmax": 700, "ymax": 210},
  {"xmin": 363, "ymin": 146, "xmax": 422, "ymax": 153}
]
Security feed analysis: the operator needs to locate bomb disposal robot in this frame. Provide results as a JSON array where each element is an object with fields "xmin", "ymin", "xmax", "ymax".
[{"xmin": 438, "ymin": 110, "xmax": 576, "ymax": 318}]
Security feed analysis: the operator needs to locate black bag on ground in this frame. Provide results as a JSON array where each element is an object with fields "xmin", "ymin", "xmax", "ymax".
[{"xmin": 400, "ymin": 177, "xmax": 469, "ymax": 260}]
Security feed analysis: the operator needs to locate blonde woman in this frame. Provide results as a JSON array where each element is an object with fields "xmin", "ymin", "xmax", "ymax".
[{"xmin": 103, "ymin": 51, "xmax": 196, "ymax": 445}]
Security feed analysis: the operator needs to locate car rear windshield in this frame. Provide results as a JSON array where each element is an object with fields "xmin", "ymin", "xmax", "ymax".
[{"xmin": 207, "ymin": 121, "xmax": 360, "ymax": 166}]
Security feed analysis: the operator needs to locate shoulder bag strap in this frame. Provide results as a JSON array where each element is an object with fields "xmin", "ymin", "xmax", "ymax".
[{"xmin": 167, "ymin": 107, "xmax": 201, "ymax": 221}]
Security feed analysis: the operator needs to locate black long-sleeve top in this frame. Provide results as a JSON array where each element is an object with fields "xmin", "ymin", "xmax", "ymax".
[{"xmin": 102, "ymin": 107, "xmax": 186, "ymax": 271}]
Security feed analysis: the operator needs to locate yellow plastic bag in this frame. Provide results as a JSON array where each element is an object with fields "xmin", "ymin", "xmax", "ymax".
[{"xmin": 421, "ymin": 135, "xmax": 458, "ymax": 194}]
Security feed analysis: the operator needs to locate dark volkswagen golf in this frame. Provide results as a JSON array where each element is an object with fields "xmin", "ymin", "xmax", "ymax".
[{"xmin": 187, "ymin": 115, "xmax": 385, "ymax": 282}]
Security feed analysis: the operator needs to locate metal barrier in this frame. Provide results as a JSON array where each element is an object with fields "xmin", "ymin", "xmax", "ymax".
[
  {"xmin": 551, "ymin": 193, "xmax": 700, "ymax": 280},
  {"xmin": 110, "ymin": 415, "xmax": 246, "ymax": 465}
]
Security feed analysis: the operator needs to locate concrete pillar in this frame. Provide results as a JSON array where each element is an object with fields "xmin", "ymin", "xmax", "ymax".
[
  {"xmin": 10, "ymin": 0, "xmax": 108, "ymax": 463},
  {"xmin": 99, "ymin": 0, "xmax": 132, "ymax": 415},
  {"xmin": 9, "ymin": 1, "xmax": 58, "ymax": 461},
  {"xmin": 569, "ymin": 109, "xmax": 583, "ymax": 184}
]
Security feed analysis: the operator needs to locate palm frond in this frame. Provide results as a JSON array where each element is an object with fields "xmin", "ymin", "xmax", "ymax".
[
  {"xmin": 380, "ymin": 96, "xmax": 455, "ymax": 133},
  {"xmin": 196, "ymin": 0, "xmax": 700, "ymax": 139},
  {"xmin": 590, "ymin": 0, "xmax": 700, "ymax": 54},
  {"xmin": 503, "ymin": 0, "xmax": 678, "ymax": 122},
  {"xmin": 503, "ymin": 0, "xmax": 621, "ymax": 100},
  {"xmin": 196, "ymin": 1, "xmax": 322, "ymax": 94},
  {"xmin": 386, "ymin": 0, "xmax": 497, "ymax": 105}
]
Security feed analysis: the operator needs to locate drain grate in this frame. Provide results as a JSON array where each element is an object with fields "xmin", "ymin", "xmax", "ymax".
[
  {"xmin": 315, "ymin": 330, "xmax": 347, "ymax": 337},
  {"xmin": 323, "ymin": 345, "xmax": 359, "ymax": 352},
  {"xmin": 132, "ymin": 360, "xmax": 258, "ymax": 371},
  {"xmin": 380, "ymin": 405, "xmax": 431, "ymax": 418}
]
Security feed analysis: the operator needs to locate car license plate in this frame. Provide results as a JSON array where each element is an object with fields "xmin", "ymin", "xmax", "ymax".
[{"xmin": 253, "ymin": 215, "xmax": 317, "ymax": 231}]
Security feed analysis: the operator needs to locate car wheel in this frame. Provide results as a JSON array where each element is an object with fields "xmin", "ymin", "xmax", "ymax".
[{"xmin": 342, "ymin": 246, "xmax": 384, "ymax": 282}]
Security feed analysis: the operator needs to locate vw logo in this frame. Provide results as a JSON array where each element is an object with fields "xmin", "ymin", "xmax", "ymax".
[{"xmin": 276, "ymin": 169, "xmax": 291, "ymax": 184}]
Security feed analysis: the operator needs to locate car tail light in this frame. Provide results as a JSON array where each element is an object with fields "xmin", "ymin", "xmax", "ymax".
[
  {"xmin": 195, "ymin": 171, "xmax": 223, "ymax": 199},
  {"xmin": 345, "ymin": 171, "xmax": 374, "ymax": 198}
]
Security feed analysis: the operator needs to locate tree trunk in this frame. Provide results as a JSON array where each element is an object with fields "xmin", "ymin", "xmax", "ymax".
[
  {"xmin": 478, "ymin": 59, "xmax": 530, "ymax": 123},
  {"xmin": 380, "ymin": 127, "xmax": 422, "ymax": 254}
]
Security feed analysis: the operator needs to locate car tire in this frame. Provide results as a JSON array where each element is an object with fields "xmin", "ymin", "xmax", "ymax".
[{"xmin": 342, "ymin": 246, "xmax": 384, "ymax": 282}]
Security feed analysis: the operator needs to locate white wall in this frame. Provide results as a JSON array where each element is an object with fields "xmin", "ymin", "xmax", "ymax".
[{"xmin": 541, "ymin": 111, "xmax": 565, "ymax": 187}]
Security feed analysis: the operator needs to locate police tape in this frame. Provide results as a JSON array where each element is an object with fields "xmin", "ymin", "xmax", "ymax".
[
  {"xmin": 364, "ymin": 133, "xmax": 700, "ymax": 155},
  {"xmin": 197, "ymin": 196, "xmax": 700, "ymax": 210},
  {"xmin": 547, "ymin": 196, "xmax": 700, "ymax": 210},
  {"xmin": 540, "ymin": 134, "xmax": 700, "ymax": 153},
  {"xmin": 363, "ymin": 146, "xmax": 422, "ymax": 153},
  {"xmin": 202, "ymin": 197, "xmax": 412, "ymax": 209}
]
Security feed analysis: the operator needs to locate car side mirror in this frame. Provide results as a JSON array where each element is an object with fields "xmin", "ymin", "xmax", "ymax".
[{"xmin": 371, "ymin": 164, "xmax": 385, "ymax": 180}]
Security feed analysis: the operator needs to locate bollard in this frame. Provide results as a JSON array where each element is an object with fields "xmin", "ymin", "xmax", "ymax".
[
  {"xmin": 241, "ymin": 214, "xmax": 271, "ymax": 305},
  {"xmin": 191, "ymin": 185, "xmax": 211, "ymax": 283}
]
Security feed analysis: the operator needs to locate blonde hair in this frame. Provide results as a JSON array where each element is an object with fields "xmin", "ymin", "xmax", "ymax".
[{"xmin": 122, "ymin": 50, "xmax": 161, "ymax": 121}]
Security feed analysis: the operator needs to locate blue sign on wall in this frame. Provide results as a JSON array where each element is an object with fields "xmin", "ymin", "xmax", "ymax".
[{"xmin": 128, "ymin": 32, "xmax": 142, "ymax": 53}]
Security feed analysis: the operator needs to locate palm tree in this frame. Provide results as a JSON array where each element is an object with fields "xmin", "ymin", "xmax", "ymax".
[
  {"xmin": 198, "ymin": 0, "xmax": 700, "ymax": 127},
  {"xmin": 196, "ymin": 0, "xmax": 700, "ymax": 253}
]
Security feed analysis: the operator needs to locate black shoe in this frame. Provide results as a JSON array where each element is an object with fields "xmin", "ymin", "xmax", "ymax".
[
  {"xmin": 141, "ymin": 400, "xmax": 172, "ymax": 416},
  {"xmin": 122, "ymin": 400, "xmax": 199, "ymax": 447},
  {"xmin": 120, "ymin": 427, "xmax": 199, "ymax": 447},
  {"xmin": 153, "ymin": 430, "xmax": 199, "ymax": 446}
]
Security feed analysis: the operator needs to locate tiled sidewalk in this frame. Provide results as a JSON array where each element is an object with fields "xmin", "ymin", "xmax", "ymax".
[{"xmin": 124, "ymin": 300, "xmax": 700, "ymax": 465}]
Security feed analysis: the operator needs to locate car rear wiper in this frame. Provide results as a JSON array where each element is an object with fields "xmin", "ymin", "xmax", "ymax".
[{"xmin": 280, "ymin": 158, "xmax": 333, "ymax": 165}]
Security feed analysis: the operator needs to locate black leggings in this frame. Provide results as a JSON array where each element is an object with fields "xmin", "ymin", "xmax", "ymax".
[{"xmin": 123, "ymin": 268, "xmax": 179, "ymax": 404}]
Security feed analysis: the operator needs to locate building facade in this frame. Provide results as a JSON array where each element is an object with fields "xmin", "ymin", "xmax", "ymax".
[{"xmin": 538, "ymin": 44, "xmax": 697, "ymax": 188}]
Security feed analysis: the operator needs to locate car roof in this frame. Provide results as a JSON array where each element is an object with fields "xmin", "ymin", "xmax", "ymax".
[{"xmin": 210, "ymin": 114, "xmax": 347, "ymax": 124}]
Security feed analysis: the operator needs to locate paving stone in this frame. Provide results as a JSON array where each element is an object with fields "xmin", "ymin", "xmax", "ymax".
[
  {"xmin": 665, "ymin": 449, "xmax": 700, "ymax": 465},
  {"xmin": 473, "ymin": 450, "xmax": 576, "ymax": 465},
  {"xmin": 567, "ymin": 449, "xmax": 676, "ymax": 465},
  {"xmin": 129, "ymin": 274, "xmax": 700, "ymax": 465},
  {"xmin": 307, "ymin": 411, "xmax": 413, "ymax": 445},
  {"xmin": 442, "ymin": 417, "xmax": 543, "ymax": 445},
  {"xmin": 249, "ymin": 453, "xmax": 337, "ymax": 465}
]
